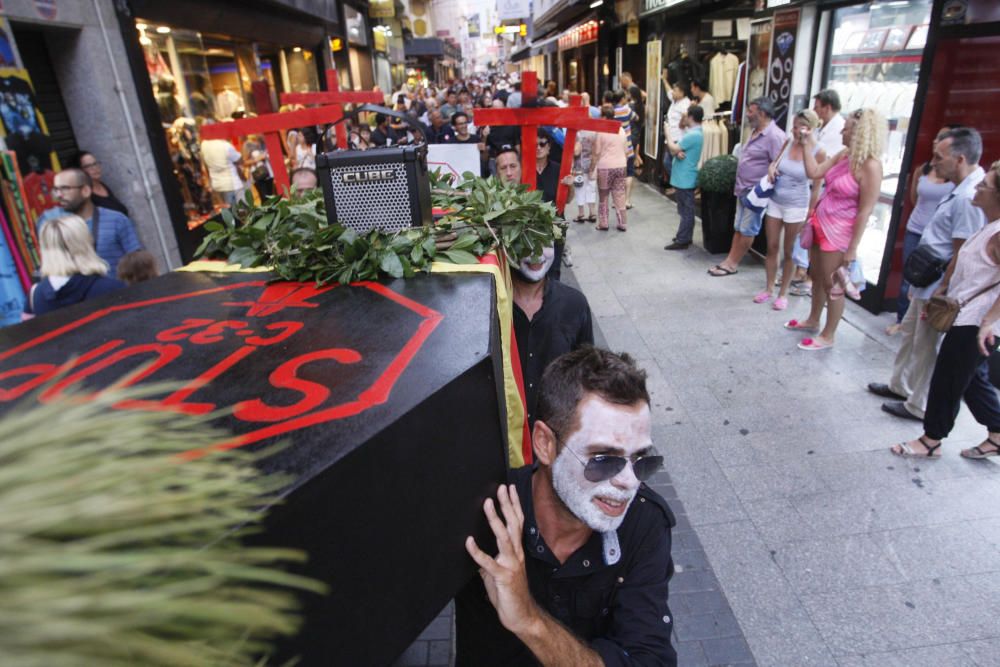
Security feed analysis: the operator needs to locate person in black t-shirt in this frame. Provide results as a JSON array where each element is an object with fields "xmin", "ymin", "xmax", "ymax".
[{"xmin": 458, "ymin": 347, "xmax": 677, "ymax": 667}]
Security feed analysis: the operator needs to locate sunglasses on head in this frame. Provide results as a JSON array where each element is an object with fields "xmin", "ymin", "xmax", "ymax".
[{"xmin": 561, "ymin": 445, "xmax": 663, "ymax": 483}]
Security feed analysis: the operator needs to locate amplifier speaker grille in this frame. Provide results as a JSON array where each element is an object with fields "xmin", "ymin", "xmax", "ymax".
[{"xmin": 326, "ymin": 162, "xmax": 412, "ymax": 234}]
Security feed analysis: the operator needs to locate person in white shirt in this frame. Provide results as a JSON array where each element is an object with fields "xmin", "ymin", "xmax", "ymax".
[
  {"xmin": 200, "ymin": 128, "xmax": 244, "ymax": 206},
  {"xmin": 691, "ymin": 79, "xmax": 716, "ymax": 117},
  {"xmin": 662, "ymin": 82, "xmax": 691, "ymax": 193}
]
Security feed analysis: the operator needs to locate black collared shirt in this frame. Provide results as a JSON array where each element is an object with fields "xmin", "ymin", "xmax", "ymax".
[
  {"xmin": 456, "ymin": 466, "xmax": 678, "ymax": 666},
  {"xmin": 513, "ymin": 279, "xmax": 593, "ymax": 424}
]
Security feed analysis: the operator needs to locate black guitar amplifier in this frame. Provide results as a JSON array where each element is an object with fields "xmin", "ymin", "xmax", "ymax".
[{"xmin": 316, "ymin": 144, "xmax": 432, "ymax": 234}]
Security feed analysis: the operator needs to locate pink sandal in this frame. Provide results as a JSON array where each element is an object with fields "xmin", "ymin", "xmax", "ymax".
[
  {"xmin": 797, "ymin": 337, "xmax": 834, "ymax": 351},
  {"xmin": 753, "ymin": 291, "xmax": 772, "ymax": 304},
  {"xmin": 783, "ymin": 319, "xmax": 819, "ymax": 332},
  {"xmin": 772, "ymin": 297, "xmax": 788, "ymax": 311}
]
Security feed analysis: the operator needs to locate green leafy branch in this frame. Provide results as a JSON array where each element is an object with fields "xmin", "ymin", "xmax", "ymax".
[{"xmin": 194, "ymin": 173, "xmax": 561, "ymax": 285}]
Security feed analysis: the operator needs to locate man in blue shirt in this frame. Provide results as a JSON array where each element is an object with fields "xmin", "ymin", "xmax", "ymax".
[
  {"xmin": 664, "ymin": 105, "xmax": 705, "ymax": 250},
  {"xmin": 37, "ymin": 168, "xmax": 142, "ymax": 277}
]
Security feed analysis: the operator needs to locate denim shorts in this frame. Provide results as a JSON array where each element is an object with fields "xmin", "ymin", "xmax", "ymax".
[
  {"xmin": 734, "ymin": 198, "xmax": 764, "ymax": 237},
  {"xmin": 626, "ymin": 156, "xmax": 635, "ymax": 177}
]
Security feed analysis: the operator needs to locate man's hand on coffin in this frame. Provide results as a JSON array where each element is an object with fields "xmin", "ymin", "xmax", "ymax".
[{"xmin": 465, "ymin": 484, "xmax": 538, "ymax": 635}]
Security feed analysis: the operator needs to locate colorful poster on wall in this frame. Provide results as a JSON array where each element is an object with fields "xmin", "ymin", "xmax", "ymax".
[
  {"xmin": 0, "ymin": 204, "xmax": 25, "ymax": 327},
  {"xmin": 0, "ymin": 19, "xmax": 24, "ymax": 70},
  {"xmin": 0, "ymin": 151, "xmax": 40, "ymax": 274},
  {"xmin": 0, "ymin": 69, "xmax": 59, "ymax": 176},
  {"xmin": 743, "ymin": 19, "xmax": 773, "ymax": 140},
  {"xmin": 644, "ymin": 39, "xmax": 662, "ymax": 158},
  {"xmin": 769, "ymin": 9, "xmax": 799, "ymax": 130},
  {"xmin": 468, "ymin": 14, "xmax": 480, "ymax": 38}
]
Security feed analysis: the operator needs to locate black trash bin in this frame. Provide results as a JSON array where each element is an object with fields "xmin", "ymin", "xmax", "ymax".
[{"xmin": 701, "ymin": 191, "xmax": 736, "ymax": 254}]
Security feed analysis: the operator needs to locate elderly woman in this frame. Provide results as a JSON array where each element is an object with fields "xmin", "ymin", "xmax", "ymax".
[
  {"xmin": 785, "ymin": 108, "xmax": 885, "ymax": 350},
  {"xmin": 755, "ymin": 109, "xmax": 820, "ymax": 310},
  {"xmin": 22, "ymin": 214, "xmax": 125, "ymax": 318},
  {"xmin": 891, "ymin": 160, "xmax": 1000, "ymax": 459},
  {"xmin": 590, "ymin": 103, "xmax": 630, "ymax": 232}
]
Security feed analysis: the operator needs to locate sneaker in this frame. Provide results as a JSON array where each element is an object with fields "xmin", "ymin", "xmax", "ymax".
[{"xmin": 562, "ymin": 247, "xmax": 574, "ymax": 267}]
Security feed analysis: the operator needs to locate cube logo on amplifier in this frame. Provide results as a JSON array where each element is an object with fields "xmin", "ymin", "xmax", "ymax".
[
  {"xmin": 341, "ymin": 169, "xmax": 396, "ymax": 184},
  {"xmin": 317, "ymin": 144, "xmax": 432, "ymax": 235}
]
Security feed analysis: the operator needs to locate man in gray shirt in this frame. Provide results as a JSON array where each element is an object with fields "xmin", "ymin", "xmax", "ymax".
[{"xmin": 868, "ymin": 127, "xmax": 987, "ymax": 424}]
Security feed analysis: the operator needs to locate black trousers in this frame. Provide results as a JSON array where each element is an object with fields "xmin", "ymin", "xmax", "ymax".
[{"xmin": 923, "ymin": 325, "xmax": 1000, "ymax": 440}]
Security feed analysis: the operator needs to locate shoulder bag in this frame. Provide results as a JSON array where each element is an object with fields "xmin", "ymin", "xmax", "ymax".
[
  {"xmin": 924, "ymin": 279, "xmax": 1000, "ymax": 333},
  {"xmin": 903, "ymin": 244, "xmax": 950, "ymax": 287}
]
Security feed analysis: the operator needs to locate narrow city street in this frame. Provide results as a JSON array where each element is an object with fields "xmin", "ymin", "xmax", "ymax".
[{"xmin": 399, "ymin": 184, "xmax": 1000, "ymax": 667}]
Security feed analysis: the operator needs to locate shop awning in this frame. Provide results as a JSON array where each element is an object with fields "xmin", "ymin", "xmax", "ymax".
[
  {"xmin": 533, "ymin": 0, "xmax": 591, "ymax": 37},
  {"xmin": 510, "ymin": 44, "xmax": 532, "ymax": 62},
  {"xmin": 404, "ymin": 38, "xmax": 461, "ymax": 60},
  {"xmin": 531, "ymin": 33, "xmax": 560, "ymax": 56}
]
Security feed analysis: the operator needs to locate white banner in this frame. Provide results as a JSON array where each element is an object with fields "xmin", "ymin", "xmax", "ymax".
[
  {"xmin": 497, "ymin": 0, "xmax": 530, "ymax": 21},
  {"xmin": 644, "ymin": 40, "xmax": 662, "ymax": 158},
  {"xmin": 427, "ymin": 144, "xmax": 481, "ymax": 183}
]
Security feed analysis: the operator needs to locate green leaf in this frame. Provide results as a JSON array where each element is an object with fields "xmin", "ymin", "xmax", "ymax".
[
  {"xmin": 410, "ymin": 244, "xmax": 424, "ymax": 264},
  {"xmin": 379, "ymin": 252, "xmax": 404, "ymax": 278},
  {"xmin": 203, "ymin": 221, "xmax": 224, "ymax": 233},
  {"xmin": 449, "ymin": 234, "xmax": 478, "ymax": 252},
  {"xmin": 440, "ymin": 249, "xmax": 479, "ymax": 265}
]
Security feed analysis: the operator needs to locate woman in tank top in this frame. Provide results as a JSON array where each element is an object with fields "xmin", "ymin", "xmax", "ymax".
[
  {"xmin": 887, "ymin": 127, "xmax": 957, "ymax": 333},
  {"xmin": 755, "ymin": 109, "xmax": 822, "ymax": 311},
  {"xmin": 783, "ymin": 108, "xmax": 886, "ymax": 351}
]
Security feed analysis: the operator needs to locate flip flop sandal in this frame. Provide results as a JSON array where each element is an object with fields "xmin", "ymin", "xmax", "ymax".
[
  {"xmin": 573, "ymin": 216, "xmax": 586, "ymax": 223},
  {"xmin": 772, "ymin": 297, "xmax": 789, "ymax": 311},
  {"xmin": 708, "ymin": 265, "xmax": 738, "ymax": 277},
  {"xmin": 587, "ymin": 216, "xmax": 597, "ymax": 223},
  {"xmin": 597, "ymin": 224, "xmax": 610, "ymax": 231},
  {"xmin": 797, "ymin": 337, "xmax": 834, "ymax": 351},
  {"xmin": 753, "ymin": 291, "xmax": 772, "ymax": 304},
  {"xmin": 892, "ymin": 436, "xmax": 942, "ymax": 459},
  {"xmin": 961, "ymin": 437, "xmax": 1000, "ymax": 459},
  {"xmin": 783, "ymin": 319, "xmax": 818, "ymax": 332},
  {"xmin": 617, "ymin": 224, "xmax": 627, "ymax": 232}
]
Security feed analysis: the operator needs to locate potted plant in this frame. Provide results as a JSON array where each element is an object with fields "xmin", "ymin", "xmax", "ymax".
[{"xmin": 698, "ymin": 155, "xmax": 738, "ymax": 254}]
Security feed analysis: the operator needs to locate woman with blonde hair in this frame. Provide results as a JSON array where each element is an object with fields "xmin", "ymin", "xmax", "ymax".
[
  {"xmin": 784, "ymin": 108, "xmax": 885, "ymax": 350},
  {"xmin": 756, "ymin": 108, "xmax": 821, "ymax": 310},
  {"xmin": 22, "ymin": 214, "xmax": 125, "ymax": 318}
]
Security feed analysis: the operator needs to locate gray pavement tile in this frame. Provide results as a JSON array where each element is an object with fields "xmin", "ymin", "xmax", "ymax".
[
  {"xmin": 702, "ymin": 636, "xmax": 756, "ymax": 666},
  {"xmin": 721, "ymin": 459, "xmax": 830, "ymax": 502},
  {"xmin": 674, "ymin": 612, "xmax": 742, "ymax": 642},
  {"xmin": 872, "ymin": 524, "xmax": 1000, "ymax": 582},
  {"xmin": 835, "ymin": 643, "xmax": 978, "ymax": 667},
  {"xmin": 969, "ymin": 516, "xmax": 1000, "ymax": 551},
  {"xmin": 417, "ymin": 616, "xmax": 452, "ymax": 641},
  {"xmin": 427, "ymin": 640, "xmax": 451, "ymax": 666},
  {"xmin": 960, "ymin": 637, "xmax": 1000, "ymax": 665},
  {"xmin": 799, "ymin": 577, "xmax": 997, "ymax": 654},
  {"xmin": 676, "ymin": 640, "xmax": 710, "ymax": 667},
  {"xmin": 674, "ymin": 590, "xmax": 730, "ymax": 616},
  {"xmin": 771, "ymin": 533, "xmax": 907, "ymax": 594}
]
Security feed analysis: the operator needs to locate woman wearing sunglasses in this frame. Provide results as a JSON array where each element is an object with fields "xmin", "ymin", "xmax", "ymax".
[{"xmin": 459, "ymin": 347, "xmax": 675, "ymax": 666}]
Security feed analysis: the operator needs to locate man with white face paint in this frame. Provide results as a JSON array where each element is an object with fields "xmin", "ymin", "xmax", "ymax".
[
  {"xmin": 457, "ymin": 347, "xmax": 677, "ymax": 666},
  {"xmin": 497, "ymin": 145, "xmax": 594, "ymax": 424}
]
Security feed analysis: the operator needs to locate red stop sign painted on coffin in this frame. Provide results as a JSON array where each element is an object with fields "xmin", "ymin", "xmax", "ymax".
[{"xmin": 0, "ymin": 280, "xmax": 443, "ymax": 459}]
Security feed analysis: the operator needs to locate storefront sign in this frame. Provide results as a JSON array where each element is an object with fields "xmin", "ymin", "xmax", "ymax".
[
  {"xmin": 468, "ymin": 14, "xmax": 480, "ymax": 38},
  {"xmin": 640, "ymin": 0, "xmax": 688, "ymax": 17},
  {"xmin": 497, "ymin": 0, "xmax": 530, "ymax": 21},
  {"xmin": 558, "ymin": 20, "xmax": 599, "ymax": 51},
  {"xmin": 644, "ymin": 40, "xmax": 661, "ymax": 158},
  {"xmin": 369, "ymin": 0, "xmax": 394, "ymax": 18},
  {"xmin": 627, "ymin": 20, "xmax": 639, "ymax": 45},
  {"xmin": 769, "ymin": 9, "xmax": 799, "ymax": 129}
]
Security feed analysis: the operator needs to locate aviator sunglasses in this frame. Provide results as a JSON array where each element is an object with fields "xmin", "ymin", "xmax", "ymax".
[{"xmin": 560, "ymin": 443, "xmax": 664, "ymax": 483}]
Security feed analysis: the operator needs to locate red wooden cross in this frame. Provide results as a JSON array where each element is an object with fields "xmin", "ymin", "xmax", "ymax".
[
  {"xmin": 199, "ymin": 70, "xmax": 384, "ymax": 194},
  {"xmin": 281, "ymin": 70, "xmax": 384, "ymax": 150},
  {"xmin": 472, "ymin": 71, "xmax": 621, "ymax": 214}
]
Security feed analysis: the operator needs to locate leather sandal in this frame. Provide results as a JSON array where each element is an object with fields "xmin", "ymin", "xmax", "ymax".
[
  {"xmin": 891, "ymin": 436, "xmax": 942, "ymax": 459},
  {"xmin": 961, "ymin": 437, "xmax": 1000, "ymax": 459}
]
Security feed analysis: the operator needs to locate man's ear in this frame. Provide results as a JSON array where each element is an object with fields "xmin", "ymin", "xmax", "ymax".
[{"xmin": 532, "ymin": 420, "xmax": 558, "ymax": 466}]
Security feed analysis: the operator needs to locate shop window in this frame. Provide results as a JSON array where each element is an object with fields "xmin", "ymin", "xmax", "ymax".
[{"xmin": 824, "ymin": 0, "xmax": 932, "ymax": 284}]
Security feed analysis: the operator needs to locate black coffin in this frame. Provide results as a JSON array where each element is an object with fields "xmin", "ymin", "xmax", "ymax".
[{"xmin": 0, "ymin": 270, "xmax": 509, "ymax": 666}]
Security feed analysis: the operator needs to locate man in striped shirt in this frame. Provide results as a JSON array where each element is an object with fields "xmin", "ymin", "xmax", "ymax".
[{"xmin": 610, "ymin": 90, "xmax": 639, "ymax": 211}]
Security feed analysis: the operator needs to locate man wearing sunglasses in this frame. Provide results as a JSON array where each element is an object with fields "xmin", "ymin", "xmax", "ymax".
[{"xmin": 458, "ymin": 347, "xmax": 676, "ymax": 666}]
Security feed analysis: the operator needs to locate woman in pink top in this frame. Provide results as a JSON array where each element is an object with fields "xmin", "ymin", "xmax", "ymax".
[
  {"xmin": 890, "ymin": 160, "xmax": 1000, "ymax": 459},
  {"xmin": 784, "ymin": 108, "xmax": 885, "ymax": 350},
  {"xmin": 590, "ymin": 104, "xmax": 630, "ymax": 231}
]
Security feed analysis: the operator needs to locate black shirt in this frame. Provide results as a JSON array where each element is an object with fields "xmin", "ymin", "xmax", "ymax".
[
  {"xmin": 426, "ymin": 123, "xmax": 456, "ymax": 144},
  {"xmin": 456, "ymin": 465, "xmax": 677, "ymax": 666},
  {"xmin": 513, "ymin": 279, "xmax": 593, "ymax": 423},
  {"xmin": 536, "ymin": 160, "xmax": 561, "ymax": 205},
  {"xmin": 92, "ymin": 184, "xmax": 129, "ymax": 217}
]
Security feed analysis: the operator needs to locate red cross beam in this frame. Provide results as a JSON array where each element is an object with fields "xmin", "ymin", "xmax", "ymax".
[
  {"xmin": 280, "ymin": 70, "xmax": 384, "ymax": 150},
  {"xmin": 472, "ymin": 71, "xmax": 621, "ymax": 214}
]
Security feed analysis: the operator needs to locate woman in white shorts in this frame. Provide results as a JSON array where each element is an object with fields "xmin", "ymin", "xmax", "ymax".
[
  {"xmin": 755, "ymin": 109, "xmax": 822, "ymax": 310},
  {"xmin": 571, "ymin": 130, "xmax": 598, "ymax": 222}
]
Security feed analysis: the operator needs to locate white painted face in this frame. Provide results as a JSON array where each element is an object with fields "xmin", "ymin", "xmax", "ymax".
[
  {"xmin": 517, "ymin": 244, "xmax": 555, "ymax": 282},
  {"xmin": 550, "ymin": 393, "xmax": 653, "ymax": 533}
]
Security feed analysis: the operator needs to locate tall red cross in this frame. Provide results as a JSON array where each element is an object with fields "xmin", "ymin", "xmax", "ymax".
[
  {"xmin": 472, "ymin": 71, "xmax": 622, "ymax": 214},
  {"xmin": 281, "ymin": 70, "xmax": 385, "ymax": 150},
  {"xmin": 199, "ymin": 70, "xmax": 383, "ymax": 194}
]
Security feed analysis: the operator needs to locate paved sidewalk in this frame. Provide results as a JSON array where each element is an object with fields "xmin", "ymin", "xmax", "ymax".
[{"xmin": 564, "ymin": 184, "xmax": 1000, "ymax": 666}]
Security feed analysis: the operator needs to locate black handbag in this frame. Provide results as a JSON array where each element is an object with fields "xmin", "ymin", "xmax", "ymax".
[{"xmin": 903, "ymin": 244, "xmax": 949, "ymax": 287}]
